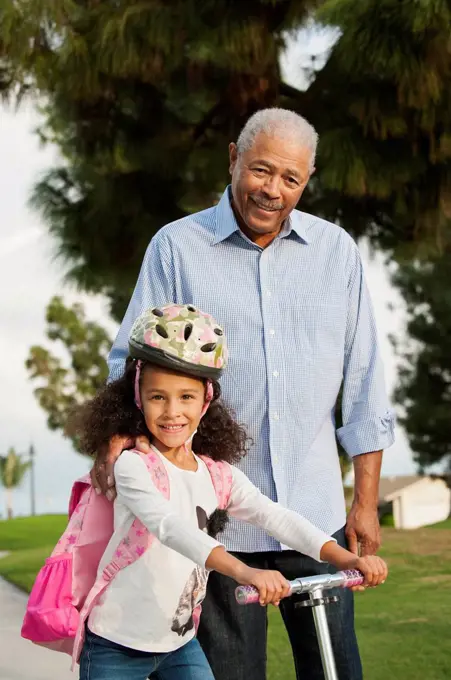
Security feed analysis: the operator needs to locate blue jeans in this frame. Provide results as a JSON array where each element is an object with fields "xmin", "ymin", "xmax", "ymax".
[
  {"xmin": 80, "ymin": 628, "xmax": 215, "ymax": 680},
  {"xmin": 197, "ymin": 527, "xmax": 363, "ymax": 680}
]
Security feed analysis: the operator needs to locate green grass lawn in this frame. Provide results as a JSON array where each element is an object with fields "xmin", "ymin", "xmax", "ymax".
[
  {"xmin": 266, "ymin": 525, "xmax": 451, "ymax": 680},
  {"xmin": 1, "ymin": 515, "xmax": 450, "ymax": 679},
  {"xmin": 0, "ymin": 514, "xmax": 68, "ymax": 592},
  {"xmin": 0, "ymin": 514, "xmax": 67, "ymax": 551},
  {"xmin": 426, "ymin": 516, "xmax": 451, "ymax": 530},
  {"xmin": 0, "ymin": 545, "xmax": 55, "ymax": 592}
]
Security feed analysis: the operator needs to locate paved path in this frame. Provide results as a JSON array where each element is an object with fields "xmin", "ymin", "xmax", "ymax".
[{"xmin": 0, "ymin": 572, "xmax": 73, "ymax": 680}]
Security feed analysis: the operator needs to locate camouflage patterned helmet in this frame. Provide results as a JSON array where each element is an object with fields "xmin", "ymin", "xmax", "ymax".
[{"xmin": 128, "ymin": 304, "xmax": 228, "ymax": 378}]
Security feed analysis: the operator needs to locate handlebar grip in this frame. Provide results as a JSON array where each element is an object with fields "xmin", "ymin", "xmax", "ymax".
[
  {"xmin": 341, "ymin": 569, "xmax": 364, "ymax": 587},
  {"xmin": 235, "ymin": 570, "xmax": 365, "ymax": 605},
  {"xmin": 234, "ymin": 584, "xmax": 262, "ymax": 605}
]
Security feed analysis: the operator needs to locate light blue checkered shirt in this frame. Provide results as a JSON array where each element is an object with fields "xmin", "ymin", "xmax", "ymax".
[{"xmin": 109, "ymin": 187, "xmax": 395, "ymax": 552}]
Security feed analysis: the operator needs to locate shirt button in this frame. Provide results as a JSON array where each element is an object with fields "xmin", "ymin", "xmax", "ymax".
[
  {"xmin": 272, "ymin": 371, "xmax": 279, "ymax": 378},
  {"xmin": 273, "ymin": 412, "xmax": 279, "ymax": 421},
  {"xmin": 266, "ymin": 290, "xmax": 272, "ymax": 297},
  {"xmin": 269, "ymin": 329, "xmax": 275, "ymax": 336},
  {"xmin": 274, "ymin": 455, "xmax": 279, "ymax": 463}
]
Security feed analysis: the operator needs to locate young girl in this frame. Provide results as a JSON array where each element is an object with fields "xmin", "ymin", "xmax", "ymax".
[{"xmin": 73, "ymin": 303, "xmax": 387, "ymax": 680}]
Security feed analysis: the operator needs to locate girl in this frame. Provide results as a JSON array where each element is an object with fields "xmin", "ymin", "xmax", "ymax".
[{"xmin": 73, "ymin": 303, "xmax": 387, "ymax": 680}]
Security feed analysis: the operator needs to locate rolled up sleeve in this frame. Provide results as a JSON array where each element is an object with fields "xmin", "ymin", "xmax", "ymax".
[{"xmin": 337, "ymin": 243, "xmax": 396, "ymax": 457}]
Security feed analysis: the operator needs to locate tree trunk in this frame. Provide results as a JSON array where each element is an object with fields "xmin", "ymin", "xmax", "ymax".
[{"xmin": 6, "ymin": 488, "xmax": 13, "ymax": 519}]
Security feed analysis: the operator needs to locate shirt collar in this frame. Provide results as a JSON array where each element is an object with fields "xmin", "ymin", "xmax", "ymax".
[
  {"xmin": 212, "ymin": 187, "xmax": 240, "ymax": 245},
  {"xmin": 284, "ymin": 208, "xmax": 310, "ymax": 244},
  {"xmin": 213, "ymin": 186, "xmax": 310, "ymax": 246}
]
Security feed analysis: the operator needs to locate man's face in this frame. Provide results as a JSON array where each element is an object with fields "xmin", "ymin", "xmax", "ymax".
[{"xmin": 229, "ymin": 132, "xmax": 313, "ymax": 247}]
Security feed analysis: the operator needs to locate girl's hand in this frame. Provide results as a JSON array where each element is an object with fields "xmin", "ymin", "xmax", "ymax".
[
  {"xmin": 319, "ymin": 540, "xmax": 388, "ymax": 592},
  {"xmin": 354, "ymin": 555, "xmax": 388, "ymax": 590},
  {"xmin": 238, "ymin": 567, "xmax": 291, "ymax": 606},
  {"xmin": 206, "ymin": 548, "xmax": 289, "ymax": 605}
]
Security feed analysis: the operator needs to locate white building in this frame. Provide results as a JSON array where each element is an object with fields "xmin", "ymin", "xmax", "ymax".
[{"xmin": 379, "ymin": 475, "xmax": 451, "ymax": 530}]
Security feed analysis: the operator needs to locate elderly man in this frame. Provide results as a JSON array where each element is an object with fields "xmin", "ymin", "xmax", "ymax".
[{"xmin": 102, "ymin": 108, "xmax": 395, "ymax": 680}]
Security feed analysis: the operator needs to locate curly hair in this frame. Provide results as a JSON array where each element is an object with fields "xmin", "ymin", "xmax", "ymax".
[{"xmin": 70, "ymin": 358, "xmax": 250, "ymax": 466}]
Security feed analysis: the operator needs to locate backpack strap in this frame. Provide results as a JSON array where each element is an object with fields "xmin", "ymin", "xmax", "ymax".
[
  {"xmin": 199, "ymin": 456, "xmax": 233, "ymax": 509},
  {"xmin": 104, "ymin": 449, "xmax": 170, "ymax": 573},
  {"xmin": 72, "ymin": 449, "xmax": 171, "ymax": 666},
  {"xmin": 68, "ymin": 474, "xmax": 91, "ymax": 518}
]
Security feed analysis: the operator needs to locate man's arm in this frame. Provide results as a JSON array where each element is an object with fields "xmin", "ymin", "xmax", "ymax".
[
  {"xmin": 108, "ymin": 232, "xmax": 176, "ymax": 382},
  {"xmin": 347, "ymin": 450, "xmax": 382, "ymax": 555},
  {"xmin": 337, "ymin": 240, "xmax": 395, "ymax": 555}
]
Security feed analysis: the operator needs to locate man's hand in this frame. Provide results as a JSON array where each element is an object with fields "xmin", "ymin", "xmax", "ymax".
[
  {"xmin": 345, "ymin": 501, "xmax": 381, "ymax": 556},
  {"xmin": 90, "ymin": 435, "xmax": 152, "ymax": 500}
]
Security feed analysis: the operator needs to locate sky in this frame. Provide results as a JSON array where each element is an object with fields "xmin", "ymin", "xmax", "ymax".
[{"xmin": 0, "ymin": 33, "xmax": 417, "ymax": 518}]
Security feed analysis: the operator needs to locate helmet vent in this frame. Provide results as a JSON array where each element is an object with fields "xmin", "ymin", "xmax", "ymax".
[
  {"xmin": 214, "ymin": 328, "xmax": 223, "ymax": 336},
  {"xmin": 184, "ymin": 323, "xmax": 193, "ymax": 340},
  {"xmin": 152, "ymin": 308, "xmax": 164, "ymax": 317},
  {"xmin": 200, "ymin": 342, "xmax": 217, "ymax": 353},
  {"xmin": 156, "ymin": 324, "xmax": 169, "ymax": 339},
  {"xmin": 187, "ymin": 305, "xmax": 196, "ymax": 312}
]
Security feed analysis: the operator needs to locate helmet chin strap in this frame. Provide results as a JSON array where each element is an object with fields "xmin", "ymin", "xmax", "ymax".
[
  {"xmin": 134, "ymin": 360, "xmax": 214, "ymax": 452},
  {"xmin": 201, "ymin": 380, "xmax": 214, "ymax": 417},
  {"xmin": 134, "ymin": 360, "xmax": 144, "ymax": 410}
]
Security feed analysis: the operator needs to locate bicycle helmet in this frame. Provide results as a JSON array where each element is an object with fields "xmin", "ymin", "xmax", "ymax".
[{"xmin": 128, "ymin": 304, "xmax": 228, "ymax": 379}]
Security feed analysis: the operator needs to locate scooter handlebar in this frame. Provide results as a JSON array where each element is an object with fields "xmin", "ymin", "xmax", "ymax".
[{"xmin": 235, "ymin": 569, "xmax": 364, "ymax": 605}]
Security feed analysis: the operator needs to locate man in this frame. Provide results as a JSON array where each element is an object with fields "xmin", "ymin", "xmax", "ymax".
[{"xmin": 100, "ymin": 108, "xmax": 395, "ymax": 680}]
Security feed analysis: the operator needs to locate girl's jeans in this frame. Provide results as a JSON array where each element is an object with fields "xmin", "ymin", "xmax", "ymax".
[{"xmin": 80, "ymin": 627, "xmax": 215, "ymax": 680}]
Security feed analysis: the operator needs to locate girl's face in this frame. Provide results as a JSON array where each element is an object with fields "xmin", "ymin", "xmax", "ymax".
[{"xmin": 140, "ymin": 365, "xmax": 206, "ymax": 452}]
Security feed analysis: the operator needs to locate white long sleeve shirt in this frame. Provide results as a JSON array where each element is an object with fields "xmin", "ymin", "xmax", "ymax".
[{"xmin": 88, "ymin": 449, "xmax": 334, "ymax": 653}]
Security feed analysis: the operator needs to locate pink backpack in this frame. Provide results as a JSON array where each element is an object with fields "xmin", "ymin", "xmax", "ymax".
[{"xmin": 21, "ymin": 450, "xmax": 232, "ymax": 665}]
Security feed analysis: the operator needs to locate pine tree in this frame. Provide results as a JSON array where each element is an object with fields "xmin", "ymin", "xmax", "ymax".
[
  {"xmin": 391, "ymin": 253, "xmax": 451, "ymax": 471},
  {"xmin": 1, "ymin": 0, "xmax": 319, "ymax": 318},
  {"xmin": 1, "ymin": 0, "xmax": 450, "ymax": 319}
]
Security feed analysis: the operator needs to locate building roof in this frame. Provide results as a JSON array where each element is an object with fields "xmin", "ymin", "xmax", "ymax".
[{"xmin": 378, "ymin": 475, "xmax": 421, "ymax": 501}]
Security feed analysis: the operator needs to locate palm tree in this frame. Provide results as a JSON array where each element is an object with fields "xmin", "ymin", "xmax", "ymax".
[{"xmin": 0, "ymin": 448, "xmax": 31, "ymax": 519}]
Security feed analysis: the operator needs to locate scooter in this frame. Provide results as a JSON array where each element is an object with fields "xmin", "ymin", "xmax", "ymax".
[{"xmin": 235, "ymin": 569, "xmax": 364, "ymax": 680}]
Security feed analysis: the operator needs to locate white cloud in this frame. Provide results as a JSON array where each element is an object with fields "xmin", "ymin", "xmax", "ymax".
[
  {"xmin": 281, "ymin": 22, "xmax": 340, "ymax": 91},
  {"xmin": 0, "ymin": 226, "xmax": 43, "ymax": 259},
  {"xmin": 0, "ymin": 102, "xmax": 115, "ymax": 517},
  {"xmin": 360, "ymin": 246, "xmax": 415, "ymax": 477}
]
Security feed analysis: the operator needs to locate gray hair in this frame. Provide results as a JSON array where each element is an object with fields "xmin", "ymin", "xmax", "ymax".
[{"xmin": 236, "ymin": 108, "xmax": 318, "ymax": 171}]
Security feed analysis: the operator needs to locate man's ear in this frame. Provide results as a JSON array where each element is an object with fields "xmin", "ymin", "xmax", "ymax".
[{"xmin": 229, "ymin": 142, "xmax": 238, "ymax": 175}]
